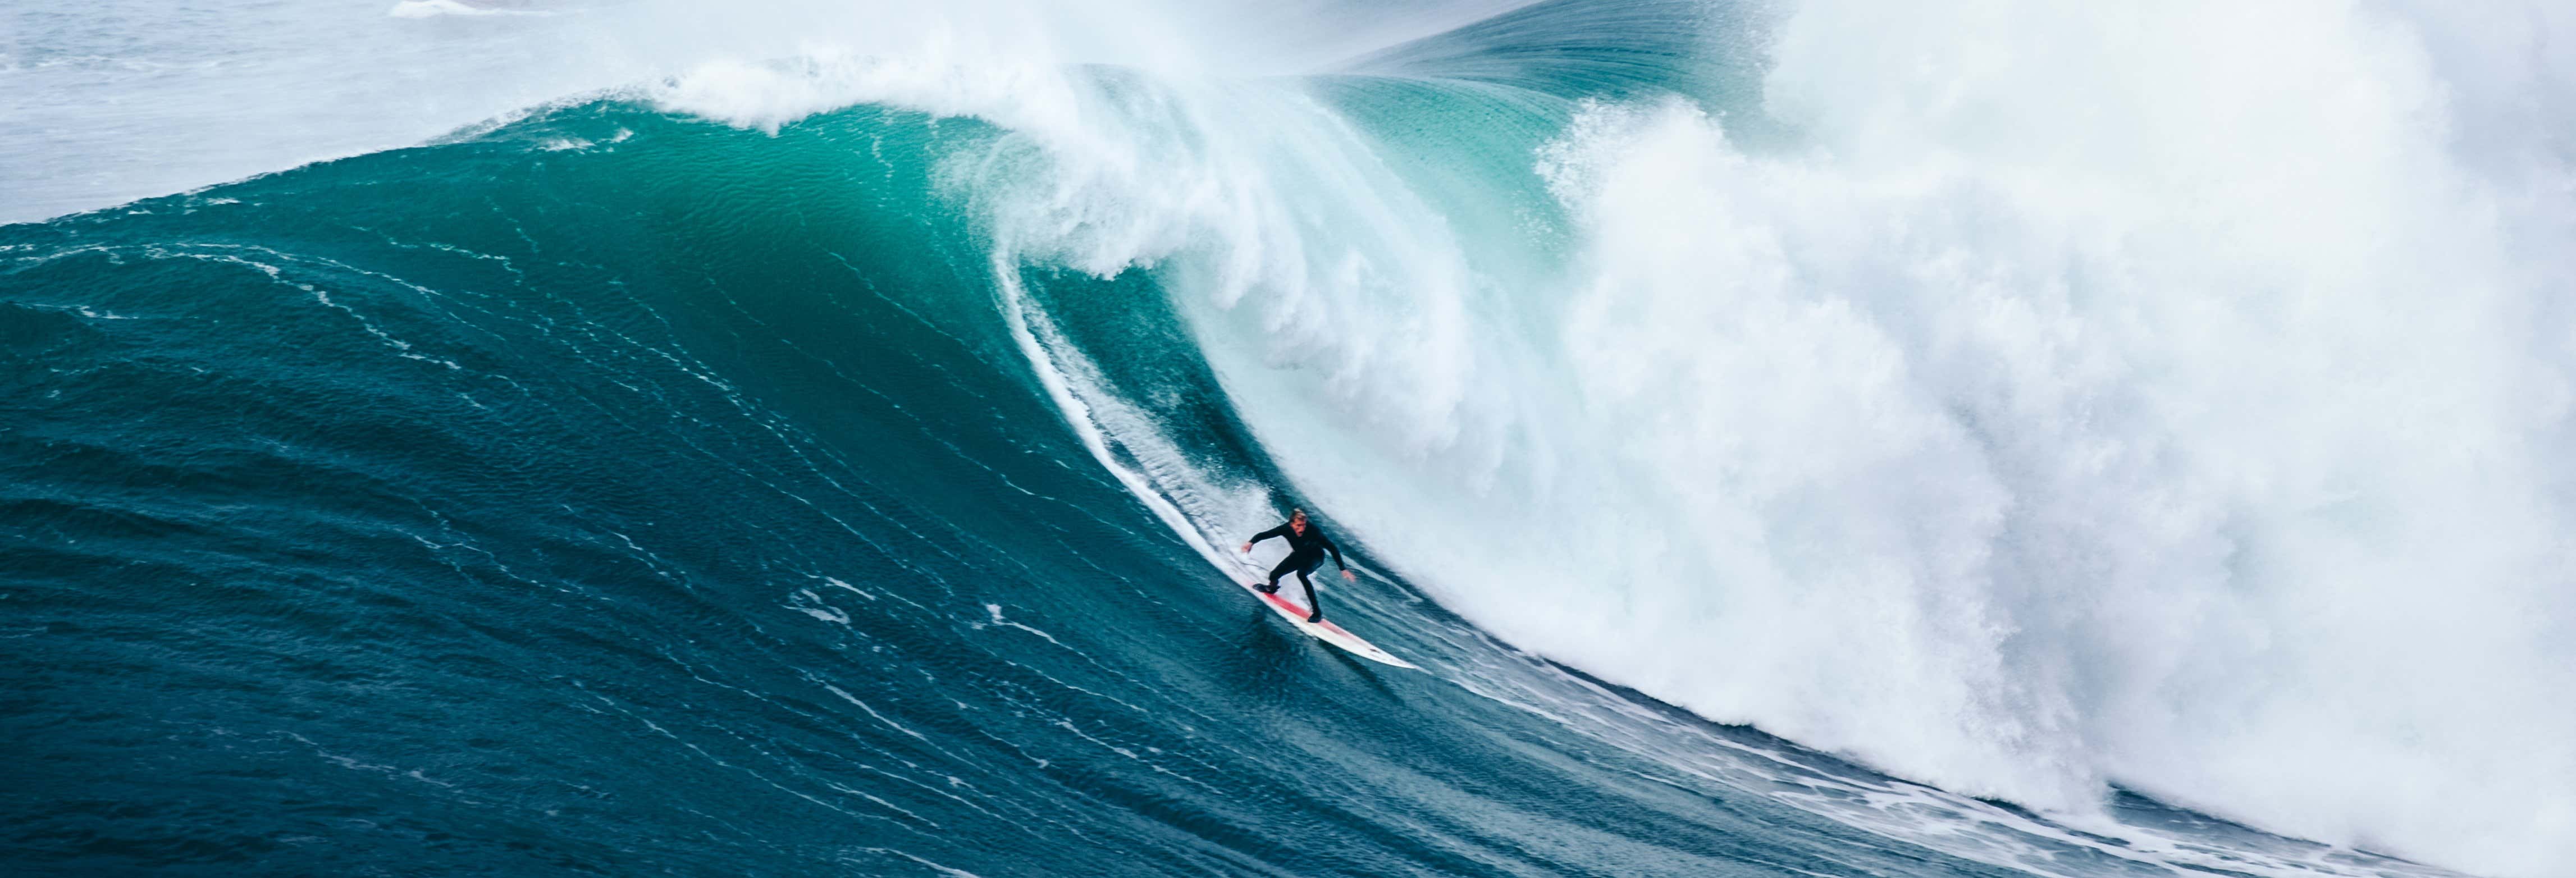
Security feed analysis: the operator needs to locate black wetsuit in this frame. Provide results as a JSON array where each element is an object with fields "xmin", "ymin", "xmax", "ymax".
[{"xmin": 1249, "ymin": 520, "xmax": 1344, "ymax": 622}]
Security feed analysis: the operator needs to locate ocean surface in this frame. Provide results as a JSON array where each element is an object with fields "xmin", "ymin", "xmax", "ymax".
[{"xmin": 6, "ymin": 2, "xmax": 2573, "ymax": 876}]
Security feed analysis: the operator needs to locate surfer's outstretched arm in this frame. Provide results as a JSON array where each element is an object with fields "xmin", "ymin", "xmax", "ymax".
[
  {"xmin": 1241, "ymin": 524, "xmax": 1289, "ymax": 554},
  {"xmin": 1314, "ymin": 533, "xmax": 1351, "ymax": 580}
]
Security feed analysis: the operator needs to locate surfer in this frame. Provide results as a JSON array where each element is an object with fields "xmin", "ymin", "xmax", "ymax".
[{"xmin": 1241, "ymin": 508, "xmax": 1353, "ymax": 624}]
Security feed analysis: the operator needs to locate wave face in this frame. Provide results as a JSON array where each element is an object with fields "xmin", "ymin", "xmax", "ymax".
[{"xmin": 7, "ymin": 1, "xmax": 2574, "ymax": 876}]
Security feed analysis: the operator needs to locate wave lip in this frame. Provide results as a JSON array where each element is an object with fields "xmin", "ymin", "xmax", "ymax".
[{"xmin": 387, "ymin": 1, "xmax": 553, "ymax": 18}]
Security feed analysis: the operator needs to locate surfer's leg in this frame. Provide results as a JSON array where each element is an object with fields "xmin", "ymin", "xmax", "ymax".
[
  {"xmin": 1259, "ymin": 556, "xmax": 1298, "ymax": 593},
  {"xmin": 1298, "ymin": 558, "xmax": 1323, "ymax": 623}
]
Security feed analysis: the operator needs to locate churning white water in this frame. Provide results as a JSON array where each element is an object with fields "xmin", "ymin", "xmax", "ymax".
[{"xmin": 1179, "ymin": 3, "xmax": 2576, "ymax": 875}]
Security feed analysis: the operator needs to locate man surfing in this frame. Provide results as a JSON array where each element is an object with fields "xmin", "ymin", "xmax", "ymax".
[{"xmin": 1241, "ymin": 508, "xmax": 1353, "ymax": 624}]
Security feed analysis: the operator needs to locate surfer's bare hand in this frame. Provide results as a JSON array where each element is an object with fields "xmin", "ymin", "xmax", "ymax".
[
  {"xmin": 1341, "ymin": 569, "xmax": 1356, "ymax": 582},
  {"xmin": 1240, "ymin": 542, "xmax": 1252, "ymax": 553}
]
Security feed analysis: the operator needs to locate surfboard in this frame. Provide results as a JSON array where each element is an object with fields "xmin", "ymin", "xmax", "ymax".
[{"xmin": 1236, "ymin": 578, "xmax": 1417, "ymax": 669}]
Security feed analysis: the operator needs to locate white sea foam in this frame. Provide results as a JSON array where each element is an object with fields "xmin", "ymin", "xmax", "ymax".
[{"xmin": 1174, "ymin": 3, "xmax": 2576, "ymax": 875}]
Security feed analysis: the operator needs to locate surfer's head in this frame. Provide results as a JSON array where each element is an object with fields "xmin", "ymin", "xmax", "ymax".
[{"xmin": 1289, "ymin": 508, "xmax": 1307, "ymax": 532}]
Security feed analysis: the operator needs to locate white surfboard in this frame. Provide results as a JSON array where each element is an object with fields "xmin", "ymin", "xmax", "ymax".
[{"xmin": 1234, "ymin": 577, "xmax": 1417, "ymax": 669}]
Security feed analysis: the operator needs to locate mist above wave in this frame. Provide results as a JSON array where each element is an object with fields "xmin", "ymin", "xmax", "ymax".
[{"xmin": 0, "ymin": 0, "xmax": 1527, "ymax": 223}]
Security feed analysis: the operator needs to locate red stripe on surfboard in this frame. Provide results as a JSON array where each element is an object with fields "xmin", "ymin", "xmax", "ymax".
[
  {"xmin": 1254, "ymin": 588, "xmax": 1360, "ymax": 636},
  {"xmin": 1257, "ymin": 590, "xmax": 1309, "ymax": 616}
]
